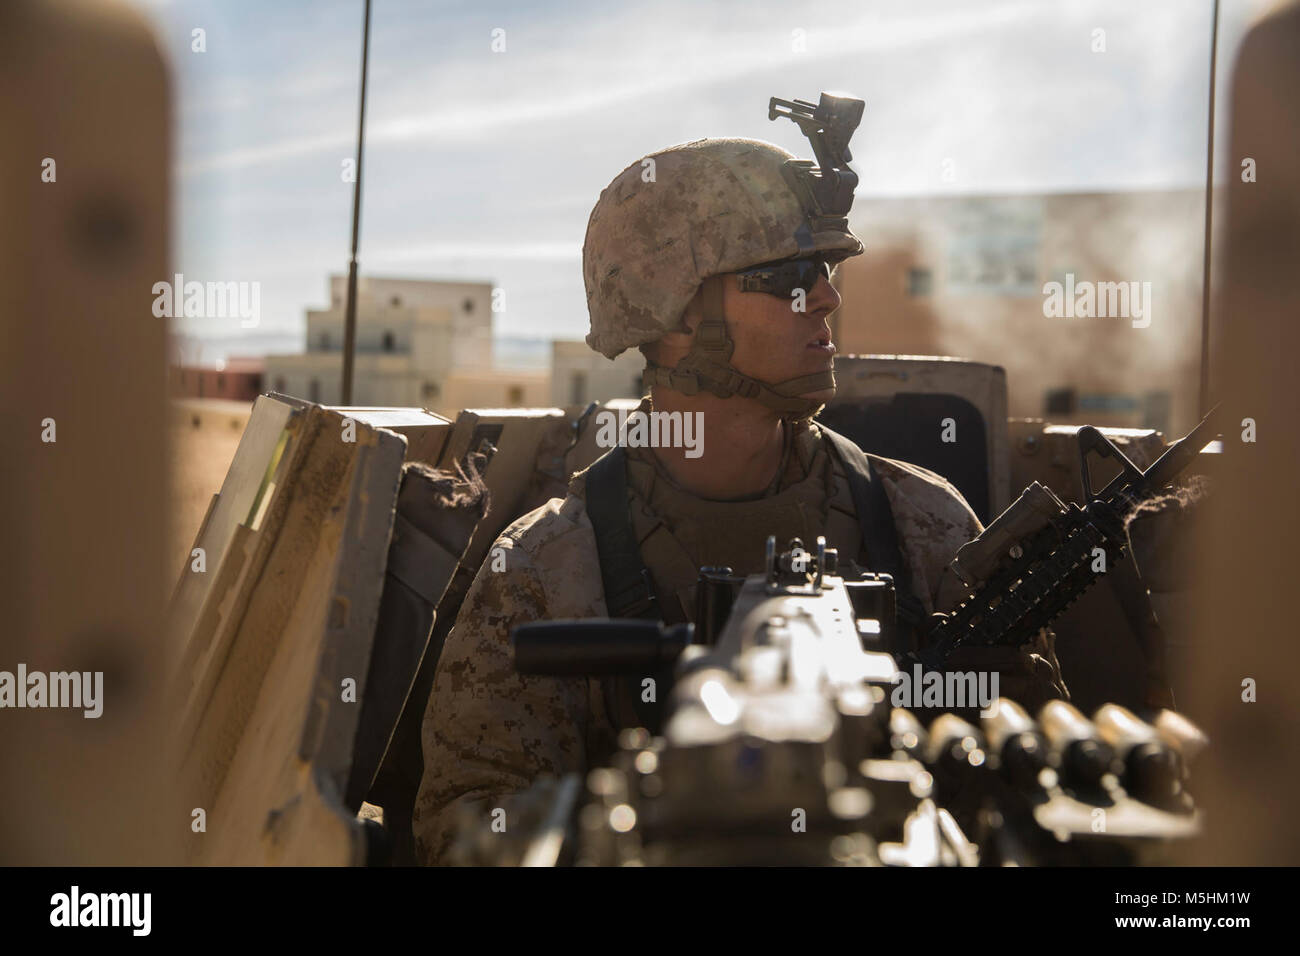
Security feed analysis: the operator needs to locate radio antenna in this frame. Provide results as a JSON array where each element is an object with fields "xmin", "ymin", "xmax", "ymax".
[{"xmin": 341, "ymin": 0, "xmax": 372, "ymax": 405}]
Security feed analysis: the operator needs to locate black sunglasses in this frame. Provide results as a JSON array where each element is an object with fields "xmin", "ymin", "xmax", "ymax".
[{"xmin": 735, "ymin": 256, "xmax": 834, "ymax": 298}]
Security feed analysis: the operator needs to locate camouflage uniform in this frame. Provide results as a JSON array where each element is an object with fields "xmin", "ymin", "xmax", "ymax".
[
  {"xmin": 412, "ymin": 410, "xmax": 1065, "ymax": 864},
  {"xmin": 413, "ymin": 128, "xmax": 1066, "ymax": 864}
]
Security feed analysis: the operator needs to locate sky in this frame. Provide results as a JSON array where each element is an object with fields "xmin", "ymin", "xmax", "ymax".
[{"xmin": 130, "ymin": 0, "xmax": 1276, "ymax": 364}]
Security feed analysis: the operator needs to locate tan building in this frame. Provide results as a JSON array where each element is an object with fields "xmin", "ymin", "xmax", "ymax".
[
  {"xmin": 550, "ymin": 340, "xmax": 645, "ymax": 408},
  {"xmin": 440, "ymin": 369, "xmax": 552, "ymax": 414},
  {"xmin": 835, "ymin": 189, "xmax": 1210, "ymax": 436},
  {"xmin": 264, "ymin": 275, "xmax": 494, "ymax": 407}
]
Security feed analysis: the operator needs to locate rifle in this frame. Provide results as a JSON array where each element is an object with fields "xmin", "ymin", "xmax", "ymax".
[
  {"xmin": 915, "ymin": 405, "xmax": 1223, "ymax": 672},
  {"xmin": 448, "ymin": 537, "xmax": 1204, "ymax": 866}
]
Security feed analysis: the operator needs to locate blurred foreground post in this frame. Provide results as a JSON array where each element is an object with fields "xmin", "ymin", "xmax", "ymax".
[
  {"xmin": 0, "ymin": 0, "xmax": 177, "ymax": 864},
  {"xmin": 1184, "ymin": 0, "xmax": 1300, "ymax": 865}
]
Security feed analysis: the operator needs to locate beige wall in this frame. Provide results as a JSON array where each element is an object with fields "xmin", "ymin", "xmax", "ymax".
[
  {"xmin": 264, "ymin": 352, "xmax": 435, "ymax": 407},
  {"xmin": 550, "ymin": 340, "xmax": 645, "ymax": 407},
  {"xmin": 266, "ymin": 275, "xmax": 495, "ymax": 409},
  {"xmin": 325, "ymin": 275, "xmax": 494, "ymax": 370},
  {"xmin": 439, "ymin": 369, "xmax": 551, "ymax": 415}
]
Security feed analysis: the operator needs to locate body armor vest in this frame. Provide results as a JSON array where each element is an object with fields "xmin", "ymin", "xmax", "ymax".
[{"xmin": 583, "ymin": 424, "xmax": 925, "ymax": 733}]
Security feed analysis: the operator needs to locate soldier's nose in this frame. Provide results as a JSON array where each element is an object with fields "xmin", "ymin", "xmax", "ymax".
[{"xmin": 808, "ymin": 274, "xmax": 841, "ymax": 315}]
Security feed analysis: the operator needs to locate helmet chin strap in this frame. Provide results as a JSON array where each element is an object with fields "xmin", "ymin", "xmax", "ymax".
[{"xmin": 641, "ymin": 275, "xmax": 835, "ymax": 420}]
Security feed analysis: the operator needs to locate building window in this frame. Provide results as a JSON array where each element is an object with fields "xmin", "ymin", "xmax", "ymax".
[
  {"xmin": 217, "ymin": 374, "xmax": 225, "ymax": 392},
  {"xmin": 507, "ymin": 385, "xmax": 524, "ymax": 406},
  {"xmin": 569, "ymin": 372, "xmax": 587, "ymax": 405},
  {"xmin": 906, "ymin": 267, "xmax": 933, "ymax": 297},
  {"xmin": 309, "ymin": 379, "xmax": 320, "ymax": 403},
  {"xmin": 320, "ymin": 332, "xmax": 329, "ymax": 350},
  {"xmin": 1045, "ymin": 388, "xmax": 1076, "ymax": 416},
  {"xmin": 390, "ymin": 295, "xmax": 402, "ymax": 308},
  {"xmin": 382, "ymin": 331, "xmax": 395, "ymax": 352},
  {"xmin": 463, "ymin": 298, "xmax": 474, "ymax": 314}
]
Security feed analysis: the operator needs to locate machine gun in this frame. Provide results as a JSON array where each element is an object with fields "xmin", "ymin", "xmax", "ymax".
[
  {"xmin": 447, "ymin": 539, "xmax": 1204, "ymax": 866},
  {"xmin": 916, "ymin": 405, "xmax": 1223, "ymax": 672}
]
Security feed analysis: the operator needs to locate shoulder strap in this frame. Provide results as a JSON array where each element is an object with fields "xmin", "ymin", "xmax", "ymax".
[
  {"xmin": 818, "ymin": 426, "xmax": 927, "ymax": 629},
  {"xmin": 584, "ymin": 447, "xmax": 660, "ymax": 621},
  {"xmin": 583, "ymin": 447, "xmax": 669, "ymax": 735}
]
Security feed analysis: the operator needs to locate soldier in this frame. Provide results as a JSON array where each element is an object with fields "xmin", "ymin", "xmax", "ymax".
[{"xmin": 413, "ymin": 131, "xmax": 1068, "ymax": 865}]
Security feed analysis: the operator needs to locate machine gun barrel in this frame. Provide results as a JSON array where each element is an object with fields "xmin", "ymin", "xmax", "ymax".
[
  {"xmin": 513, "ymin": 620, "xmax": 692, "ymax": 676},
  {"xmin": 1134, "ymin": 403, "xmax": 1222, "ymax": 491}
]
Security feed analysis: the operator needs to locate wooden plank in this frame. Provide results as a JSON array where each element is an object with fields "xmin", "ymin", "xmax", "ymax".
[
  {"xmin": 167, "ymin": 395, "xmax": 297, "ymax": 660},
  {"xmin": 178, "ymin": 408, "xmax": 406, "ymax": 864}
]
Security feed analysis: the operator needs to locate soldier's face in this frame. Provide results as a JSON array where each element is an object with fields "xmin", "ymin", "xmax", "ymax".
[{"xmin": 723, "ymin": 270, "xmax": 841, "ymax": 401}]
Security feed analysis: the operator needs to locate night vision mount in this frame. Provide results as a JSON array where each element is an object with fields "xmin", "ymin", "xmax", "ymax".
[{"xmin": 769, "ymin": 92, "xmax": 864, "ymax": 226}]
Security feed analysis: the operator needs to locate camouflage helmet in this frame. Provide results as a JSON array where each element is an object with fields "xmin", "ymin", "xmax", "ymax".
[{"xmin": 582, "ymin": 137, "xmax": 864, "ymax": 359}]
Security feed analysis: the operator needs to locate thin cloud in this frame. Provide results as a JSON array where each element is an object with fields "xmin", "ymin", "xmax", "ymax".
[{"xmin": 180, "ymin": 0, "xmax": 1047, "ymax": 176}]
